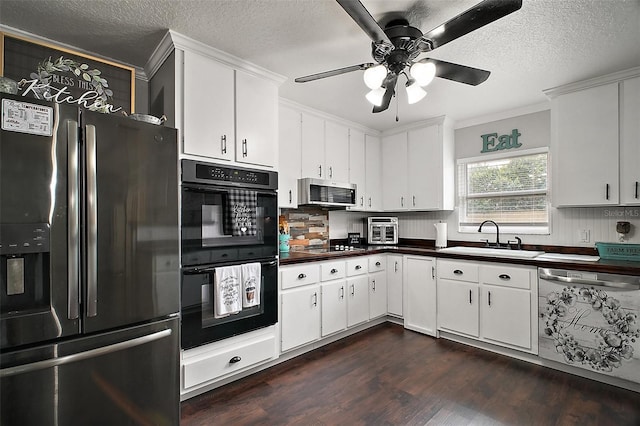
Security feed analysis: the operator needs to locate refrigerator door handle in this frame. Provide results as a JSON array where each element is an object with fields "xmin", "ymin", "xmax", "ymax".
[
  {"xmin": 0, "ymin": 328, "xmax": 172, "ymax": 378},
  {"xmin": 67, "ymin": 121, "xmax": 80, "ymax": 320},
  {"xmin": 86, "ymin": 125, "xmax": 98, "ymax": 317}
]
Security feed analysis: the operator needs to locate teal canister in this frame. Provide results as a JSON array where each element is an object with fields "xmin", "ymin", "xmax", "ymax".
[{"xmin": 279, "ymin": 233, "xmax": 291, "ymax": 253}]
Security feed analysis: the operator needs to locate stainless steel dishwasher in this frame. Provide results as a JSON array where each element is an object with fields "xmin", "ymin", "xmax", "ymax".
[{"xmin": 538, "ymin": 268, "xmax": 640, "ymax": 384}]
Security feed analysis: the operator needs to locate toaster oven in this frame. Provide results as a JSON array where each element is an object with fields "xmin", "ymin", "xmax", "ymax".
[{"xmin": 365, "ymin": 217, "xmax": 398, "ymax": 245}]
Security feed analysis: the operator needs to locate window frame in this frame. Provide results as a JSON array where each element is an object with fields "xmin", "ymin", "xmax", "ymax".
[{"xmin": 457, "ymin": 147, "xmax": 551, "ymax": 235}]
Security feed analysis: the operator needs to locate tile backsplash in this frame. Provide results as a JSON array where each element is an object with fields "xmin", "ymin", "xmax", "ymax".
[{"xmin": 280, "ymin": 207, "xmax": 330, "ymax": 251}]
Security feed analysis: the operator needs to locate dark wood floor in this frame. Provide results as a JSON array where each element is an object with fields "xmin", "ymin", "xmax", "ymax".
[{"xmin": 181, "ymin": 323, "xmax": 640, "ymax": 425}]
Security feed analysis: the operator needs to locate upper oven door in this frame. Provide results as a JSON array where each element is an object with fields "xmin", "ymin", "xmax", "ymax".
[{"xmin": 181, "ymin": 184, "xmax": 278, "ymax": 266}]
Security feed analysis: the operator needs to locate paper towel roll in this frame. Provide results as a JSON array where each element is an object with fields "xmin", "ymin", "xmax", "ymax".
[{"xmin": 435, "ymin": 222, "xmax": 447, "ymax": 248}]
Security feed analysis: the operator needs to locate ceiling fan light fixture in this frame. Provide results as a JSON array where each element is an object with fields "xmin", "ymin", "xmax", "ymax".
[
  {"xmin": 363, "ymin": 64, "xmax": 387, "ymax": 89},
  {"xmin": 365, "ymin": 87, "xmax": 386, "ymax": 106},
  {"xmin": 405, "ymin": 81, "xmax": 427, "ymax": 104},
  {"xmin": 410, "ymin": 61, "xmax": 436, "ymax": 87}
]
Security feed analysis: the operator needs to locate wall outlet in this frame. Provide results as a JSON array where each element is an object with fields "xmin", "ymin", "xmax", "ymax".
[{"xmin": 578, "ymin": 229, "xmax": 591, "ymax": 243}]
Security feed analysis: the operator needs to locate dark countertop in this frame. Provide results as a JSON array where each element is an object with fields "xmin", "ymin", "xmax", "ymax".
[{"xmin": 279, "ymin": 245, "xmax": 640, "ymax": 275}]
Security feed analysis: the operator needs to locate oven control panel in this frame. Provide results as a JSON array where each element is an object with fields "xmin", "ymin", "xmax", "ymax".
[{"xmin": 181, "ymin": 159, "xmax": 278, "ymax": 190}]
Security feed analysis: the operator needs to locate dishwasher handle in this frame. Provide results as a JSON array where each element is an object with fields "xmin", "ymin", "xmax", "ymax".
[{"xmin": 539, "ymin": 269, "xmax": 640, "ymax": 290}]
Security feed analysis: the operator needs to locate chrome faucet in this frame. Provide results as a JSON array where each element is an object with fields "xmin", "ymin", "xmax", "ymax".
[{"xmin": 478, "ymin": 220, "xmax": 502, "ymax": 248}]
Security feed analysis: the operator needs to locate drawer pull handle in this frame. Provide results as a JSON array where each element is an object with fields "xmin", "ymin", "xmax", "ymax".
[
  {"xmin": 499, "ymin": 274, "xmax": 511, "ymax": 280},
  {"xmin": 355, "ymin": 265, "xmax": 362, "ymax": 270},
  {"xmin": 331, "ymin": 268, "xmax": 338, "ymax": 274},
  {"xmin": 298, "ymin": 273, "xmax": 306, "ymax": 279},
  {"xmin": 375, "ymin": 261, "xmax": 381, "ymax": 266},
  {"xmin": 488, "ymin": 291, "xmax": 492, "ymax": 306},
  {"xmin": 469, "ymin": 290, "xmax": 472, "ymax": 304},
  {"xmin": 453, "ymin": 269, "xmax": 463, "ymax": 275},
  {"xmin": 229, "ymin": 356, "xmax": 242, "ymax": 364}
]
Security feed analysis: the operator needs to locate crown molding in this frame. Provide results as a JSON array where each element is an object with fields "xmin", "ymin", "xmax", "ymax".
[
  {"xmin": 454, "ymin": 102, "xmax": 550, "ymax": 130},
  {"xmin": 543, "ymin": 66, "xmax": 640, "ymax": 98},
  {"xmin": 381, "ymin": 115, "xmax": 451, "ymax": 136},
  {"xmin": 144, "ymin": 30, "xmax": 286, "ymax": 85}
]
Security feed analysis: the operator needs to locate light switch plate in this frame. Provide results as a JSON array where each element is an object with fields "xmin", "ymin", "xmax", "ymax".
[{"xmin": 578, "ymin": 229, "xmax": 591, "ymax": 243}]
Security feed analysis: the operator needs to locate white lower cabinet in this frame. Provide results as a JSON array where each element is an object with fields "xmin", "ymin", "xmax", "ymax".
[
  {"xmin": 369, "ymin": 272, "xmax": 387, "ymax": 319},
  {"xmin": 321, "ymin": 280, "xmax": 347, "ymax": 337},
  {"xmin": 347, "ymin": 276, "xmax": 369, "ymax": 327},
  {"xmin": 386, "ymin": 255, "xmax": 403, "ymax": 317},
  {"xmin": 436, "ymin": 259, "xmax": 537, "ymax": 353},
  {"xmin": 281, "ymin": 285, "xmax": 321, "ymax": 351},
  {"xmin": 404, "ymin": 256, "xmax": 437, "ymax": 336}
]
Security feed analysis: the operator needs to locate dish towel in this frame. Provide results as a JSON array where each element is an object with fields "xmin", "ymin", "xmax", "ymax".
[
  {"xmin": 214, "ymin": 265, "xmax": 242, "ymax": 318},
  {"xmin": 241, "ymin": 262, "xmax": 261, "ymax": 308},
  {"xmin": 226, "ymin": 190, "xmax": 258, "ymax": 236}
]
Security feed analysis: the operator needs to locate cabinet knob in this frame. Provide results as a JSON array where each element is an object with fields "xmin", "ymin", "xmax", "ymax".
[
  {"xmin": 454, "ymin": 269, "xmax": 463, "ymax": 275},
  {"xmin": 498, "ymin": 274, "xmax": 511, "ymax": 280},
  {"xmin": 355, "ymin": 265, "xmax": 362, "ymax": 270},
  {"xmin": 331, "ymin": 268, "xmax": 338, "ymax": 274},
  {"xmin": 298, "ymin": 273, "xmax": 306, "ymax": 279},
  {"xmin": 375, "ymin": 261, "xmax": 381, "ymax": 266},
  {"xmin": 229, "ymin": 356, "xmax": 242, "ymax": 364}
]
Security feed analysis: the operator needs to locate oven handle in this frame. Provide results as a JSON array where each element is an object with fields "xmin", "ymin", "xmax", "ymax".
[
  {"xmin": 183, "ymin": 259, "xmax": 278, "ymax": 274},
  {"xmin": 539, "ymin": 271, "xmax": 640, "ymax": 290},
  {"xmin": 182, "ymin": 184, "xmax": 276, "ymax": 197}
]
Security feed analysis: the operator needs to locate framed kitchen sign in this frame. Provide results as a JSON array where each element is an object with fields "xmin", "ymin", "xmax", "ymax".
[{"xmin": 0, "ymin": 32, "xmax": 135, "ymax": 113}]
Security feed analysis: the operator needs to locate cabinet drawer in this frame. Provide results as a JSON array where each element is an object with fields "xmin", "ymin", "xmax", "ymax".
[
  {"xmin": 437, "ymin": 260, "xmax": 479, "ymax": 282},
  {"xmin": 346, "ymin": 258, "xmax": 368, "ymax": 276},
  {"xmin": 479, "ymin": 264, "xmax": 531, "ymax": 290},
  {"xmin": 320, "ymin": 261, "xmax": 346, "ymax": 281},
  {"xmin": 281, "ymin": 264, "xmax": 320, "ymax": 289},
  {"xmin": 368, "ymin": 255, "xmax": 386, "ymax": 272},
  {"xmin": 183, "ymin": 334, "xmax": 276, "ymax": 389}
]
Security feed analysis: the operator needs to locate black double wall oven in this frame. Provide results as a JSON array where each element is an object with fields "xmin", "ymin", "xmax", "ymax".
[{"xmin": 180, "ymin": 160, "xmax": 278, "ymax": 349}]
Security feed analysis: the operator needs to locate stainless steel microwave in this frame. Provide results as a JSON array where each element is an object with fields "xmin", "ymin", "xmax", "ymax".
[{"xmin": 298, "ymin": 178, "xmax": 357, "ymax": 207}]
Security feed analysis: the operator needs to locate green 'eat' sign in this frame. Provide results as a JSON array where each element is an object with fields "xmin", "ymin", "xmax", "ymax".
[{"xmin": 480, "ymin": 129, "xmax": 522, "ymax": 153}]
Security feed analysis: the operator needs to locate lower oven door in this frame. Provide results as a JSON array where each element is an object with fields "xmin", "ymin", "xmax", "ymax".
[
  {"xmin": 538, "ymin": 268, "xmax": 640, "ymax": 384},
  {"xmin": 181, "ymin": 258, "xmax": 278, "ymax": 349}
]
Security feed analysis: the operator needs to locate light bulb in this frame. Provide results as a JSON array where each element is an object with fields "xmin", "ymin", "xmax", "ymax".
[
  {"xmin": 405, "ymin": 81, "xmax": 427, "ymax": 104},
  {"xmin": 363, "ymin": 64, "xmax": 387, "ymax": 89},
  {"xmin": 410, "ymin": 61, "xmax": 436, "ymax": 87},
  {"xmin": 365, "ymin": 87, "xmax": 386, "ymax": 106}
]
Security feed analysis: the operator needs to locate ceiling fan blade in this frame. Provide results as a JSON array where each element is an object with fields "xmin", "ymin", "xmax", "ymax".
[
  {"xmin": 425, "ymin": 58, "xmax": 490, "ymax": 86},
  {"xmin": 423, "ymin": 0, "xmax": 522, "ymax": 50},
  {"xmin": 336, "ymin": 0, "xmax": 392, "ymax": 44},
  {"xmin": 373, "ymin": 74, "xmax": 397, "ymax": 113},
  {"xmin": 295, "ymin": 63, "xmax": 374, "ymax": 83}
]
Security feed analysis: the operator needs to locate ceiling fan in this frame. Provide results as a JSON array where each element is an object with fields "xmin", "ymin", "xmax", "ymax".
[{"xmin": 295, "ymin": 0, "xmax": 523, "ymax": 113}]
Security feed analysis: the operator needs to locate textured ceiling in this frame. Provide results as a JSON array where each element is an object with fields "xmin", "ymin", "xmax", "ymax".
[{"xmin": 1, "ymin": 0, "xmax": 639, "ymax": 131}]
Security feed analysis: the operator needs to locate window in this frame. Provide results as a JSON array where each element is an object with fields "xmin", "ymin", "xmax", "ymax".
[{"xmin": 458, "ymin": 149, "xmax": 549, "ymax": 234}]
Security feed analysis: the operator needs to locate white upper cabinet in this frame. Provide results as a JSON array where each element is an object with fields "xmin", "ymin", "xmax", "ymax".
[
  {"xmin": 365, "ymin": 135, "xmax": 383, "ymax": 211},
  {"xmin": 381, "ymin": 117, "xmax": 454, "ymax": 211},
  {"xmin": 278, "ymin": 105, "xmax": 302, "ymax": 208},
  {"xmin": 348, "ymin": 129, "xmax": 366, "ymax": 210},
  {"xmin": 551, "ymin": 82, "xmax": 619, "ymax": 206},
  {"xmin": 381, "ymin": 132, "xmax": 409, "ymax": 210},
  {"xmin": 620, "ymin": 76, "xmax": 640, "ymax": 205},
  {"xmin": 300, "ymin": 113, "xmax": 325, "ymax": 178},
  {"xmin": 183, "ymin": 50, "xmax": 235, "ymax": 161},
  {"xmin": 324, "ymin": 121, "xmax": 350, "ymax": 182},
  {"xmin": 235, "ymin": 70, "xmax": 278, "ymax": 167}
]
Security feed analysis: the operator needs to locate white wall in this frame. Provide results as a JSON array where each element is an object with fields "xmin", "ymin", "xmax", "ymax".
[{"xmin": 330, "ymin": 109, "xmax": 640, "ymax": 247}]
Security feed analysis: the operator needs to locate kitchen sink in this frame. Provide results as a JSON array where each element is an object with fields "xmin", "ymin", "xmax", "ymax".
[{"xmin": 438, "ymin": 246, "xmax": 545, "ymax": 259}]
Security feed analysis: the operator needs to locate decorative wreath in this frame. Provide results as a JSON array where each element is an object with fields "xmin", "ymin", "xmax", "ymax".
[
  {"xmin": 29, "ymin": 56, "xmax": 115, "ymax": 113},
  {"xmin": 541, "ymin": 286, "xmax": 639, "ymax": 372}
]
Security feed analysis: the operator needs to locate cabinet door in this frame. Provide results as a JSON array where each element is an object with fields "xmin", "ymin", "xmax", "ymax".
[
  {"xmin": 382, "ymin": 132, "xmax": 408, "ymax": 210},
  {"xmin": 369, "ymin": 272, "xmax": 387, "ymax": 319},
  {"xmin": 321, "ymin": 281, "xmax": 347, "ymax": 337},
  {"xmin": 620, "ymin": 76, "xmax": 640, "ymax": 205},
  {"xmin": 480, "ymin": 284, "xmax": 531, "ymax": 349},
  {"xmin": 281, "ymin": 286, "xmax": 320, "ymax": 351},
  {"xmin": 437, "ymin": 279, "xmax": 479, "ymax": 337},
  {"xmin": 552, "ymin": 83, "xmax": 619, "ymax": 206},
  {"xmin": 408, "ymin": 125, "xmax": 440, "ymax": 210},
  {"xmin": 301, "ymin": 113, "xmax": 325, "ymax": 178},
  {"xmin": 404, "ymin": 257, "xmax": 437, "ymax": 336},
  {"xmin": 278, "ymin": 105, "xmax": 302, "ymax": 208},
  {"xmin": 348, "ymin": 129, "xmax": 366, "ymax": 210},
  {"xmin": 365, "ymin": 135, "xmax": 382, "ymax": 210},
  {"xmin": 324, "ymin": 121, "xmax": 350, "ymax": 182},
  {"xmin": 235, "ymin": 70, "xmax": 277, "ymax": 167},
  {"xmin": 386, "ymin": 255, "xmax": 403, "ymax": 317},
  {"xmin": 183, "ymin": 50, "xmax": 234, "ymax": 161},
  {"xmin": 347, "ymin": 276, "xmax": 369, "ymax": 327}
]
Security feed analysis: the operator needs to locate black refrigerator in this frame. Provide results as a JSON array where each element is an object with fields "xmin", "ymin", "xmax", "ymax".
[{"xmin": 0, "ymin": 93, "xmax": 180, "ymax": 425}]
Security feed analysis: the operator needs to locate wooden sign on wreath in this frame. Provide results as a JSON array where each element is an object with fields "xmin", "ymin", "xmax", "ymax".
[{"xmin": 0, "ymin": 32, "xmax": 135, "ymax": 113}]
